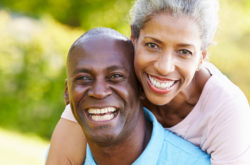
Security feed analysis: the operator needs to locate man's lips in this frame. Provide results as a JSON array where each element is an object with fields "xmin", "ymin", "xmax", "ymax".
[
  {"xmin": 86, "ymin": 106, "xmax": 119, "ymax": 122},
  {"xmin": 146, "ymin": 74, "xmax": 178, "ymax": 94}
]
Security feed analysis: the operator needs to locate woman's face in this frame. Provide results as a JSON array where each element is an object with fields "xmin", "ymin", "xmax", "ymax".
[{"xmin": 132, "ymin": 13, "xmax": 207, "ymax": 105}]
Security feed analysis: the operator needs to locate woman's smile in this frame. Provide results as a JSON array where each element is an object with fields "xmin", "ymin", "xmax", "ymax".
[{"xmin": 146, "ymin": 73, "xmax": 178, "ymax": 94}]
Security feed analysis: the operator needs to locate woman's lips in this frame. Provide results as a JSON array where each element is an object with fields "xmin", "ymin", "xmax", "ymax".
[{"xmin": 146, "ymin": 74, "xmax": 177, "ymax": 94}]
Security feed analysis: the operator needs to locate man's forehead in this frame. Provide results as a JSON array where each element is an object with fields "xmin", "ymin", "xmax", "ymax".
[
  {"xmin": 74, "ymin": 33, "xmax": 128, "ymax": 46},
  {"xmin": 70, "ymin": 34, "xmax": 133, "ymax": 61},
  {"xmin": 82, "ymin": 35, "xmax": 126, "ymax": 49},
  {"xmin": 68, "ymin": 38, "xmax": 133, "ymax": 72},
  {"xmin": 67, "ymin": 28, "xmax": 134, "ymax": 75},
  {"xmin": 71, "ymin": 36, "xmax": 131, "ymax": 59}
]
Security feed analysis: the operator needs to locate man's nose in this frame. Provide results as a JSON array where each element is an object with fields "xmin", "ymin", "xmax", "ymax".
[
  {"xmin": 154, "ymin": 52, "xmax": 175, "ymax": 75},
  {"xmin": 88, "ymin": 79, "xmax": 112, "ymax": 99}
]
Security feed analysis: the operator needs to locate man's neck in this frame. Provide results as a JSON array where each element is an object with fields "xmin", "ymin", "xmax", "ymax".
[{"xmin": 87, "ymin": 109, "xmax": 152, "ymax": 165}]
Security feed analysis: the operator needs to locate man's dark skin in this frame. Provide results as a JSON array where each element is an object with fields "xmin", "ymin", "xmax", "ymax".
[{"xmin": 64, "ymin": 28, "xmax": 152, "ymax": 165}]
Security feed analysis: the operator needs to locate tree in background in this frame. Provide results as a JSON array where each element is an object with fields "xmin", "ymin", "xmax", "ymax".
[
  {"xmin": 0, "ymin": 0, "xmax": 249, "ymax": 139},
  {"xmin": 0, "ymin": 0, "xmax": 133, "ymax": 35}
]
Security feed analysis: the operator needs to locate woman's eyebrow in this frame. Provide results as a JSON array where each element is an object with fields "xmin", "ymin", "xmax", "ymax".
[
  {"xmin": 177, "ymin": 43, "xmax": 195, "ymax": 48},
  {"xmin": 144, "ymin": 36, "xmax": 163, "ymax": 44}
]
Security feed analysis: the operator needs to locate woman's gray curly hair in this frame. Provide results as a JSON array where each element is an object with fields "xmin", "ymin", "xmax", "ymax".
[{"xmin": 130, "ymin": 0, "xmax": 219, "ymax": 49}]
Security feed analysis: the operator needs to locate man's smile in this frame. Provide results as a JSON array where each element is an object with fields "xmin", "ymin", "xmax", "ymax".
[{"xmin": 87, "ymin": 106, "xmax": 119, "ymax": 122}]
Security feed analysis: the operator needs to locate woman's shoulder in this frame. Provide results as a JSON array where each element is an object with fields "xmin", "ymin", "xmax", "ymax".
[{"xmin": 200, "ymin": 62, "xmax": 249, "ymax": 109}]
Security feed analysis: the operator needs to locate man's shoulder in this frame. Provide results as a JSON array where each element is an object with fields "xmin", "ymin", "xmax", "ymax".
[
  {"xmin": 163, "ymin": 130, "xmax": 208, "ymax": 156},
  {"xmin": 143, "ymin": 108, "xmax": 210, "ymax": 165},
  {"xmin": 158, "ymin": 130, "xmax": 210, "ymax": 164}
]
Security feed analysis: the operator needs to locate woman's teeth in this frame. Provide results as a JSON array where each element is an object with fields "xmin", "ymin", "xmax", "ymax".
[
  {"xmin": 88, "ymin": 107, "xmax": 116, "ymax": 121},
  {"xmin": 148, "ymin": 75, "xmax": 175, "ymax": 89}
]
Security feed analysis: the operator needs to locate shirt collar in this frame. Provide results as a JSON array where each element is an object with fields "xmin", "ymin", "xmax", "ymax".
[{"xmin": 132, "ymin": 107, "xmax": 165, "ymax": 165}]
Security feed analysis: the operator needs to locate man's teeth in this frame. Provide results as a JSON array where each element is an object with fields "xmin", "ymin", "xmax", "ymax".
[
  {"xmin": 88, "ymin": 107, "xmax": 116, "ymax": 114},
  {"xmin": 91, "ymin": 114, "xmax": 114, "ymax": 121},
  {"xmin": 88, "ymin": 107, "xmax": 116, "ymax": 121},
  {"xmin": 148, "ymin": 75, "xmax": 175, "ymax": 89}
]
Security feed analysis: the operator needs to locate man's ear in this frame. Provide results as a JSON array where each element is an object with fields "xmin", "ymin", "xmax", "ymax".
[{"xmin": 64, "ymin": 79, "xmax": 70, "ymax": 105}]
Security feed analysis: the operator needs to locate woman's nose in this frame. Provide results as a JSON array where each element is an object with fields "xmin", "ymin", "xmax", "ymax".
[{"xmin": 154, "ymin": 53, "xmax": 175, "ymax": 75}]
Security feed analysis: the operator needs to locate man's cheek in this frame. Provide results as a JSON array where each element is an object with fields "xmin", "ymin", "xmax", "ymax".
[
  {"xmin": 72, "ymin": 86, "xmax": 88, "ymax": 98},
  {"xmin": 112, "ymin": 86, "xmax": 130, "ymax": 100}
]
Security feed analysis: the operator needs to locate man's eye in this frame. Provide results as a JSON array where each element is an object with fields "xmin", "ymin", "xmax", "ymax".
[
  {"xmin": 77, "ymin": 76, "xmax": 92, "ymax": 81},
  {"xmin": 82, "ymin": 76, "xmax": 91, "ymax": 80},
  {"xmin": 145, "ymin": 42, "xmax": 159, "ymax": 49},
  {"xmin": 110, "ymin": 74, "xmax": 123, "ymax": 79},
  {"xmin": 74, "ymin": 75, "xmax": 92, "ymax": 85},
  {"xmin": 178, "ymin": 49, "xmax": 193, "ymax": 56},
  {"xmin": 109, "ymin": 73, "xmax": 125, "ymax": 82}
]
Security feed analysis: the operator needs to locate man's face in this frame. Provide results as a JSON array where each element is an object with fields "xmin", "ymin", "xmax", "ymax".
[{"xmin": 66, "ymin": 36, "xmax": 141, "ymax": 145}]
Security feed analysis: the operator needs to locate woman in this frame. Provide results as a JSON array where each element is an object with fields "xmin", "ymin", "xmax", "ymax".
[{"xmin": 46, "ymin": 0, "xmax": 250, "ymax": 164}]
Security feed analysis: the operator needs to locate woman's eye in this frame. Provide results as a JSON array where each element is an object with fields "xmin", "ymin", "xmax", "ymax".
[
  {"xmin": 178, "ymin": 49, "xmax": 193, "ymax": 56},
  {"xmin": 145, "ymin": 42, "xmax": 159, "ymax": 49}
]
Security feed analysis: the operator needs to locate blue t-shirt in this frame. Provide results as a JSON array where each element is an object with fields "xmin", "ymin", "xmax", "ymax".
[{"xmin": 84, "ymin": 108, "xmax": 210, "ymax": 165}]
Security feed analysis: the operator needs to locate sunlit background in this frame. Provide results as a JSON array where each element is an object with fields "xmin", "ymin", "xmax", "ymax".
[{"xmin": 0, "ymin": 0, "xmax": 249, "ymax": 164}]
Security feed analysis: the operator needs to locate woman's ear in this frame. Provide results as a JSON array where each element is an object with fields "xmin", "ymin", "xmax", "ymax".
[
  {"xmin": 202, "ymin": 50, "xmax": 208, "ymax": 60},
  {"xmin": 64, "ymin": 79, "xmax": 70, "ymax": 105},
  {"xmin": 197, "ymin": 50, "xmax": 207, "ymax": 71}
]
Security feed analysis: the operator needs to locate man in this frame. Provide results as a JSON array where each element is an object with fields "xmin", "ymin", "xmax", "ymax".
[{"xmin": 64, "ymin": 27, "xmax": 210, "ymax": 165}]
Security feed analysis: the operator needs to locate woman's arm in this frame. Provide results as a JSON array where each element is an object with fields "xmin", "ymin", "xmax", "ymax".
[{"xmin": 46, "ymin": 118, "xmax": 86, "ymax": 165}]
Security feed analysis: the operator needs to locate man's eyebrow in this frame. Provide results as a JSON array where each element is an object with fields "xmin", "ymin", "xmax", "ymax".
[
  {"xmin": 106, "ymin": 65, "xmax": 128, "ymax": 72},
  {"xmin": 73, "ymin": 68, "xmax": 91, "ymax": 74}
]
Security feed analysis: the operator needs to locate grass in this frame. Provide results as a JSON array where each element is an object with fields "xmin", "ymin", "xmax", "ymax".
[{"xmin": 0, "ymin": 128, "xmax": 49, "ymax": 165}]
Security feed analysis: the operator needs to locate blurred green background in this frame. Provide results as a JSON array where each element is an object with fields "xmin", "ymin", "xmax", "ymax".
[{"xmin": 0, "ymin": 0, "xmax": 249, "ymax": 164}]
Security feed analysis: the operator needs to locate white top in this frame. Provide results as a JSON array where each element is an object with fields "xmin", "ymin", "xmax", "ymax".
[{"xmin": 61, "ymin": 62, "xmax": 250, "ymax": 165}]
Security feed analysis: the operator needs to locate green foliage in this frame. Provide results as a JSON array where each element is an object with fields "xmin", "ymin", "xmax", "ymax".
[
  {"xmin": 0, "ymin": 0, "xmax": 133, "ymax": 36},
  {"xmin": 0, "ymin": 0, "xmax": 249, "ymax": 140},
  {"xmin": 0, "ymin": 11, "xmax": 82, "ymax": 138}
]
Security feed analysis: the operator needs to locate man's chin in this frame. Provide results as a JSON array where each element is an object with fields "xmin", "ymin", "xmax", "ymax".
[{"xmin": 89, "ymin": 134, "xmax": 119, "ymax": 147}]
